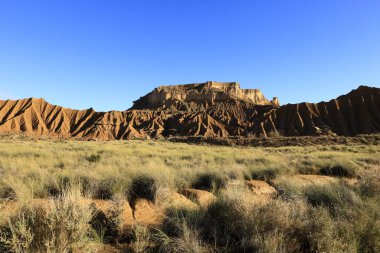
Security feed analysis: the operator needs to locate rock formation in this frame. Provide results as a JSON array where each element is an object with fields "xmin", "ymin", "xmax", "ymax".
[
  {"xmin": 131, "ymin": 81, "xmax": 280, "ymax": 110},
  {"xmin": 0, "ymin": 83, "xmax": 379, "ymax": 140},
  {"xmin": 256, "ymin": 85, "xmax": 380, "ymax": 136}
]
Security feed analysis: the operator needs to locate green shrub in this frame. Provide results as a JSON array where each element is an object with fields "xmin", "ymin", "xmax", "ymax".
[
  {"xmin": 156, "ymin": 208, "xmax": 210, "ymax": 253},
  {"xmin": 302, "ymin": 183, "xmax": 362, "ymax": 216},
  {"xmin": 160, "ymin": 184, "xmax": 371, "ymax": 253},
  {"xmin": 86, "ymin": 154, "xmax": 101, "ymax": 163},
  {"xmin": 161, "ymin": 208, "xmax": 205, "ymax": 238},
  {"xmin": 356, "ymin": 165, "xmax": 380, "ymax": 198},
  {"xmin": 358, "ymin": 178, "xmax": 380, "ymax": 198},
  {"xmin": 92, "ymin": 178, "xmax": 117, "ymax": 200},
  {"xmin": 0, "ymin": 185, "xmax": 16, "ymax": 200},
  {"xmin": 357, "ymin": 215, "xmax": 380, "ymax": 253},
  {"xmin": 127, "ymin": 175, "xmax": 158, "ymax": 216},
  {"xmin": 185, "ymin": 185, "xmax": 311, "ymax": 252},
  {"xmin": 155, "ymin": 224, "xmax": 209, "ymax": 253},
  {"xmin": 191, "ymin": 173, "xmax": 227, "ymax": 192},
  {"xmin": 251, "ymin": 167, "xmax": 279, "ymax": 182},
  {"xmin": 128, "ymin": 175, "xmax": 157, "ymax": 201},
  {"xmin": 319, "ymin": 165, "xmax": 357, "ymax": 178}
]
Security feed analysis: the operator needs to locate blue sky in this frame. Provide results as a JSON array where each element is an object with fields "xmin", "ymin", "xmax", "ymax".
[{"xmin": 0, "ymin": 1, "xmax": 379, "ymax": 111}]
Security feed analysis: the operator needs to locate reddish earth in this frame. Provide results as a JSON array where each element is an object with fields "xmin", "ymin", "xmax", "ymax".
[
  {"xmin": 181, "ymin": 188, "xmax": 217, "ymax": 207},
  {"xmin": 0, "ymin": 82, "xmax": 379, "ymax": 140},
  {"xmin": 245, "ymin": 180, "xmax": 277, "ymax": 198}
]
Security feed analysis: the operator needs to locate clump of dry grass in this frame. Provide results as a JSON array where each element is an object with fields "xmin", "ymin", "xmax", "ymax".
[
  {"xmin": 191, "ymin": 172, "xmax": 228, "ymax": 192},
  {"xmin": 0, "ymin": 187, "xmax": 99, "ymax": 253},
  {"xmin": 90, "ymin": 196, "xmax": 125, "ymax": 244},
  {"xmin": 128, "ymin": 223, "xmax": 154, "ymax": 253},
  {"xmin": 274, "ymin": 173, "xmax": 380, "ymax": 252},
  {"xmin": 356, "ymin": 165, "xmax": 380, "ymax": 198},
  {"xmin": 154, "ymin": 223, "xmax": 209, "ymax": 253}
]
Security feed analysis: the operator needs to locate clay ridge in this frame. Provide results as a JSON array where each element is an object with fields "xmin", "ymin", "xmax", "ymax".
[{"xmin": 0, "ymin": 84, "xmax": 379, "ymax": 140}]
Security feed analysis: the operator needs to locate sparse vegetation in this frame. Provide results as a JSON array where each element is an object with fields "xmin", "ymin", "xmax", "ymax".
[
  {"xmin": 0, "ymin": 135, "xmax": 379, "ymax": 252},
  {"xmin": 0, "ymin": 187, "xmax": 100, "ymax": 253}
]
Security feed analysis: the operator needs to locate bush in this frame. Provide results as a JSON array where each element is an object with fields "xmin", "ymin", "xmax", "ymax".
[
  {"xmin": 90, "ymin": 199, "xmax": 124, "ymax": 244},
  {"xmin": 0, "ymin": 185, "xmax": 16, "ymax": 200},
  {"xmin": 188, "ymin": 184, "xmax": 312, "ymax": 252},
  {"xmin": 127, "ymin": 175, "xmax": 157, "ymax": 215},
  {"xmin": 86, "ymin": 154, "xmax": 101, "ymax": 163},
  {"xmin": 156, "ymin": 208, "xmax": 209, "ymax": 253},
  {"xmin": 129, "ymin": 224, "xmax": 153, "ymax": 253},
  {"xmin": 0, "ymin": 207, "xmax": 41, "ymax": 253},
  {"xmin": 161, "ymin": 183, "xmax": 369, "ymax": 253},
  {"xmin": 191, "ymin": 173, "xmax": 227, "ymax": 192},
  {"xmin": 358, "ymin": 178, "xmax": 380, "ymax": 198},
  {"xmin": 155, "ymin": 224, "xmax": 209, "ymax": 253},
  {"xmin": 0, "ymin": 188, "xmax": 98, "ymax": 253},
  {"xmin": 319, "ymin": 165, "xmax": 357, "ymax": 178},
  {"xmin": 357, "ymin": 165, "xmax": 380, "ymax": 198},
  {"xmin": 357, "ymin": 215, "xmax": 380, "ymax": 253},
  {"xmin": 92, "ymin": 178, "xmax": 117, "ymax": 200},
  {"xmin": 302, "ymin": 183, "xmax": 362, "ymax": 216},
  {"xmin": 251, "ymin": 167, "xmax": 279, "ymax": 182},
  {"xmin": 161, "ymin": 208, "xmax": 205, "ymax": 238}
]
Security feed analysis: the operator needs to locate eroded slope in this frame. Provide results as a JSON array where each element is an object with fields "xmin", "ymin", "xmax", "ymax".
[{"xmin": 0, "ymin": 84, "xmax": 379, "ymax": 139}]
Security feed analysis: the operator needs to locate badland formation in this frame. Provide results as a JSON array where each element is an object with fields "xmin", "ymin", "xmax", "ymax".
[{"xmin": 0, "ymin": 81, "xmax": 379, "ymax": 140}]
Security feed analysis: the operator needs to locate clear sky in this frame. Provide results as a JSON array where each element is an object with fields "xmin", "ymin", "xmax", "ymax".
[{"xmin": 0, "ymin": 1, "xmax": 379, "ymax": 111}]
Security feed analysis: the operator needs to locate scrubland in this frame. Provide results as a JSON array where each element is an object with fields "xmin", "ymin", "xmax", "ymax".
[{"xmin": 0, "ymin": 135, "xmax": 379, "ymax": 253}]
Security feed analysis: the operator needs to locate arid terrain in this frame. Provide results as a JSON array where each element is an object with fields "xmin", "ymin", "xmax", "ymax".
[
  {"xmin": 0, "ymin": 82, "xmax": 379, "ymax": 140},
  {"xmin": 0, "ymin": 83, "xmax": 379, "ymax": 252},
  {"xmin": 2, "ymin": 0, "xmax": 380, "ymax": 251},
  {"xmin": 0, "ymin": 134, "xmax": 379, "ymax": 252}
]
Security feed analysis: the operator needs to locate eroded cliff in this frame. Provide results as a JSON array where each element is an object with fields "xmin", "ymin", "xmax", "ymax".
[
  {"xmin": 131, "ymin": 81, "xmax": 280, "ymax": 110},
  {"xmin": 0, "ymin": 84, "xmax": 379, "ymax": 140}
]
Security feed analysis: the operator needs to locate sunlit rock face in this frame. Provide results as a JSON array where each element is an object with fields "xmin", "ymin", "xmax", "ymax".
[{"xmin": 131, "ymin": 81, "xmax": 280, "ymax": 110}]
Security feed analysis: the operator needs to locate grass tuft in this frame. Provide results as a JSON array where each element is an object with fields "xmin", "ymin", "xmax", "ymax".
[
  {"xmin": 191, "ymin": 173, "xmax": 228, "ymax": 192},
  {"xmin": 86, "ymin": 154, "xmax": 101, "ymax": 163},
  {"xmin": 319, "ymin": 165, "xmax": 357, "ymax": 178},
  {"xmin": 0, "ymin": 187, "xmax": 99, "ymax": 253}
]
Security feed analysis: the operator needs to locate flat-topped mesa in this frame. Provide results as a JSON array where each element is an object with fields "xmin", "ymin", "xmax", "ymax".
[{"xmin": 131, "ymin": 81, "xmax": 279, "ymax": 109}]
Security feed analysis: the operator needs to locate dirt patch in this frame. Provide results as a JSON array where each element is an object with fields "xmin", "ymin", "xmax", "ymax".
[
  {"xmin": 167, "ymin": 192, "xmax": 198, "ymax": 209},
  {"xmin": 132, "ymin": 199, "xmax": 163, "ymax": 225},
  {"xmin": 245, "ymin": 180, "xmax": 277, "ymax": 198},
  {"xmin": 181, "ymin": 188, "xmax": 217, "ymax": 207}
]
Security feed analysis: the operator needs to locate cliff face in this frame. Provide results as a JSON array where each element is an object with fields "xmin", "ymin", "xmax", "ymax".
[
  {"xmin": 0, "ymin": 84, "xmax": 379, "ymax": 140},
  {"xmin": 131, "ymin": 81, "xmax": 280, "ymax": 110}
]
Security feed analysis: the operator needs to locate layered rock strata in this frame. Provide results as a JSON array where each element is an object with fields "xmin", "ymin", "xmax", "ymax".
[{"xmin": 0, "ymin": 83, "xmax": 379, "ymax": 140}]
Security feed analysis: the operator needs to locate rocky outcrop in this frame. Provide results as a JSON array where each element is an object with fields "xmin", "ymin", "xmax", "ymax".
[
  {"xmin": 131, "ymin": 81, "xmax": 279, "ymax": 110},
  {"xmin": 0, "ymin": 84, "xmax": 379, "ymax": 140}
]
